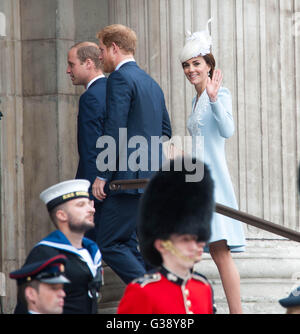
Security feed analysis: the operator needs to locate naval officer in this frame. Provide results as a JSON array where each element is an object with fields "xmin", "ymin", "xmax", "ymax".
[{"xmin": 10, "ymin": 255, "xmax": 70, "ymax": 314}]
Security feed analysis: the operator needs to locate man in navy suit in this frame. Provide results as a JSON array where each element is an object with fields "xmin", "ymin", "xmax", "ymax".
[
  {"xmin": 93, "ymin": 25, "xmax": 172, "ymax": 284},
  {"xmin": 67, "ymin": 42, "xmax": 107, "ymax": 241}
]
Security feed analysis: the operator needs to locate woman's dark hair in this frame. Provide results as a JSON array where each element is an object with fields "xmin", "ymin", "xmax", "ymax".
[{"xmin": 203, "ymin": 53, "xmax": 216, "ymax": 78}]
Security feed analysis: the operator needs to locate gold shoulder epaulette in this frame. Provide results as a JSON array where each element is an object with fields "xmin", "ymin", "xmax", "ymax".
[{"xmin": 132, "ymin": 272, "xmax": 161, "ymax": 288}]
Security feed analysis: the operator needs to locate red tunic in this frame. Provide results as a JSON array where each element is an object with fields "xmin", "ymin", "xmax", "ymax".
[{"xmin": 117, "ymin": 267, "xmax": 215, "ymax": 314}]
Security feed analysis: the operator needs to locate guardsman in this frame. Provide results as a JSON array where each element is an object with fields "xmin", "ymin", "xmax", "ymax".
[
  {"xmin": 14, "ymin": 179, "xmax": 102, "ymax": 314},
  {"xmin": 117, "ymin": 158, "xmax": 216, "ymax": 314},
  {"xmin": 10, "ymin": 255, "xmax": 70, "ymax": 314}
]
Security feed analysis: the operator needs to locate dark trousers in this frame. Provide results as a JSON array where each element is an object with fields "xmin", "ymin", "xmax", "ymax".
[{"xmin": 96, "ymin": 194, "xmax": 146, "ymax": 284}]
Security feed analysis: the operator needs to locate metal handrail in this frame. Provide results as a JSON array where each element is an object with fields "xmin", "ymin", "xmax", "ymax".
[{"xmin": 109, "ymin": 179, "xmax": 300, "ymax": 243}]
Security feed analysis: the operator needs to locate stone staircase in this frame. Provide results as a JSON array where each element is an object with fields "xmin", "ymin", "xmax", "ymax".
[
  {"xmin": 98, "ymin": 265, "xmax": 126, "ymax": 314},
  {"xmin": 98, "ymin": 239, "xmax": 300, "ymax": 314},
  {"xmin": 198, "ymin": 239, "xmax": 300, "ymax": 314}
]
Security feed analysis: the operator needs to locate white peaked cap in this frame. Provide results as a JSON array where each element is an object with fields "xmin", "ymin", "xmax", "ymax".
[
  {"xmin": 40, "ymin": 179, "xmax": 91, "ymax": 211},
  {"xmin": 179, "ymin": 18, "xmax": 213, "ymax": 63}
]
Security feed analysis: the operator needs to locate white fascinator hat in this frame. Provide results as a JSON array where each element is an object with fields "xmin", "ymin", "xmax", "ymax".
[{"xmin": 179, "ymin": 18, "xmax": 213, "ymax": 63}]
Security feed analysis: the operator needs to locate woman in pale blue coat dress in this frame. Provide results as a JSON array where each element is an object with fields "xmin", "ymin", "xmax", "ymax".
[{"xmin": 179, "ymin": 21, "xmax": 245, "ymax": 314}]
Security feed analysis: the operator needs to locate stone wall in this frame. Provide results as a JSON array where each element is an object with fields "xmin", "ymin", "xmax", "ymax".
[{"xmin": 21, "ymin": 0, "xmax": 109, "ymax": 252}]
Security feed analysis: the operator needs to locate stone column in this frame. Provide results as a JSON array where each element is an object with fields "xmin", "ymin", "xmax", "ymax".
[
  {"xmin": 20, "ymin": 0, "xmax": 110, "ymax": 254},
  {"xmin": 0, "ymin": 0, "xmax": 25, "ymax": 313},
  {"xmin": 21, "ymin": 0, "xmax": 74, "ymax": 250},
  {"xmin": 19, "ymin": 0, "xmax": 122, "ymax": 314}
]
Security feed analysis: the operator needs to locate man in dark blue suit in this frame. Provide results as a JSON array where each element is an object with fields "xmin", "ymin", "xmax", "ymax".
[
  {"xmin": 93, "ymin": 25, "xmax": 172, "ymax": 284},
  {"xmin": 67, "ymin": 42, "xmax": 107, "ymax": 241}
]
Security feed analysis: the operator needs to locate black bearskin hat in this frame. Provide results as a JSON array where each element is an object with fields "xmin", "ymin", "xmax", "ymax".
[{"xmin": 138, "ymin": 157, "xmax": 215, "ymax": 267}]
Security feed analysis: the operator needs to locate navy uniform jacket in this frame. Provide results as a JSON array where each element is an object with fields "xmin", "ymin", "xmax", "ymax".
[
  {"xmin": 76, "ymin": 77, "xmax": 107, "ymax": 197},
  {"xmin": 97, "ymin": 62, "xmax": 172, "ymax": 194}
]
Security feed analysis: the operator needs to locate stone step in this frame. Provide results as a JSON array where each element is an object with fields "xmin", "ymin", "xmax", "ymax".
[
  {"xmin": 209, "ymin": 278, "xmax": 292, "ymax": 314},
  {"xmin": 98, "ymin": 263, "xmax": 125, "ymax": 314},
  {"xmin": 195, "ymin": 239, "xmax": 300, "ymax": 314},
  {"xmin": 98, "ymin": 301, "xmax": 118, "ymax": 314}
]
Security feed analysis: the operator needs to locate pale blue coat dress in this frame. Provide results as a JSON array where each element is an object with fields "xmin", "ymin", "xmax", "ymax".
[{"xmin": 187, "ymin": 87, "xmax": 246, "ymax": 252}]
